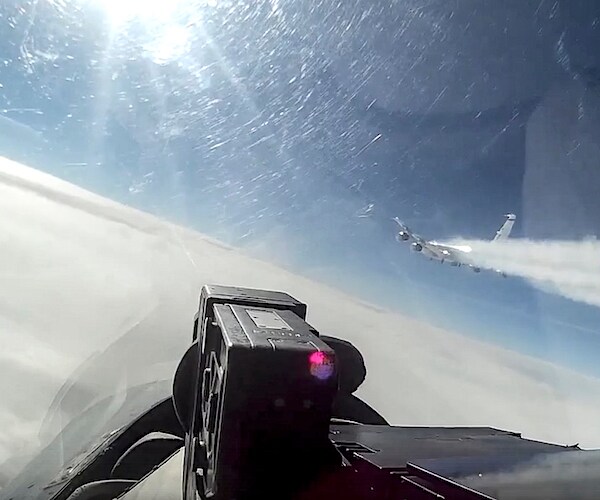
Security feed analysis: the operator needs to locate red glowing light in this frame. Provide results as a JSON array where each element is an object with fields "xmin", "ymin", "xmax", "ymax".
[
  {"xmin": 309, "ymin": 351, "xmax": 327, "ymax": 365},
  {"xmin": 309, "ymin": 351, "xmax": 334, "ymax": 380}
]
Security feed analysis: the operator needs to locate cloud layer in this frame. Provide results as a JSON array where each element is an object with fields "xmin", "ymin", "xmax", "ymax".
[{"xmin": 0, "ymin": 158, "xmax": 599, "ymax": 487}]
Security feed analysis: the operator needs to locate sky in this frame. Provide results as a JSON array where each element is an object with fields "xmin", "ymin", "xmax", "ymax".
[
  {"xmin": 0, "ymin": 3, "xmax": 599, "ymax": 379},
  {"xmin": 1, "ymin": 0, "xmax": 600, "ymax": 378}
]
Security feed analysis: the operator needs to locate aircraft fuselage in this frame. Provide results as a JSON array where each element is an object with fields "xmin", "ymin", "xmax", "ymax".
[
  {"xmin": 414, "ymin": 241, "xmax": 474, "ymax": 267},
  {"xmin": 393, "ymin": 214, "xmax": 516, "ymax": 276}
]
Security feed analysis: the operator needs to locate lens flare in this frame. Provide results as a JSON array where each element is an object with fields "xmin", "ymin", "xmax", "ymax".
[
  {"xmin": 92, "ymin": 0, "xmax": 186, "ymax": 25},
  {"xmin": 309, "ymin": 351, "xmax": 334, "ymax": 380}
]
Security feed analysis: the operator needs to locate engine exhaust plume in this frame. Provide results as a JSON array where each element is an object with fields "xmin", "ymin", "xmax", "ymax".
[{"xmin": 452, "ymin": 238, "xmax": 600, "ymax": 307}]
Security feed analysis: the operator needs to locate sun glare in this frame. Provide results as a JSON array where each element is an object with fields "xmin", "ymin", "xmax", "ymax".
[{"xmin": 93, "ymin": 0, "xmax": 186, "ymax": 25}]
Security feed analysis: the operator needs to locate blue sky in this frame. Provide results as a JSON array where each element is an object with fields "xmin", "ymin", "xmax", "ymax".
[{"xmin": 1, "ymin": 0, "xmax": 600, "ymax": 377}]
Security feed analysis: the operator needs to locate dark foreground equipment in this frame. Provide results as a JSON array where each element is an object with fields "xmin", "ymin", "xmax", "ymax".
[
  {"xmin": 174, "ymin": 285, "xmax": 339, "ymax": 500},
  {"xmin": 168, "ymin": 285, "xmax": 599, "ymax": 500},
  {"xmin": 12, "ymin": 285, "xmax": 599, "ymax": 500}
]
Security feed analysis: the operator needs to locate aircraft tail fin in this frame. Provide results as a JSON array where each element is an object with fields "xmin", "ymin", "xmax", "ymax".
[{"xmin": 493, "ymin": 213, "xmax": 516, "ymax": 241}]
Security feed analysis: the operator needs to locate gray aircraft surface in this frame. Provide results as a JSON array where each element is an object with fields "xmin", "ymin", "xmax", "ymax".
[{"xmin": 393, "ymin": 214, "xmax": 516, "ymax": 276}]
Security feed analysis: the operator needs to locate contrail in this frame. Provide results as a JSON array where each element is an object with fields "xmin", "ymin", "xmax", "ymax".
[{"xmin": 452, "ymin": 238, "xmax": 600, "ymax": 308}]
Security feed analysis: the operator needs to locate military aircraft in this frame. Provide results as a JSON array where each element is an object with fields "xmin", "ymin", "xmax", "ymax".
[{"xmin": 393, "ymin": 213, "xmax": 516, "ymax": 276}]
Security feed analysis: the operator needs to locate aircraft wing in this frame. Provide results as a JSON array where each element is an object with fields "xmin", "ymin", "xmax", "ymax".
[{"xmin": 392, "ymin": 217, "xmax": 428, "ymax": 245}]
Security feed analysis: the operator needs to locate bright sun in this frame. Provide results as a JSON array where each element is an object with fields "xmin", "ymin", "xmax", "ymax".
[{"xmin": 93, "ymin": 0, "xmax": 186, "ymax": 25}]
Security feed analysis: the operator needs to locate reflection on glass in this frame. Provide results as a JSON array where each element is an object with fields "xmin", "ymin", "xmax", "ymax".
[{"xmin": 0, "ymin": 0, "xmax": 599, "ymax": 496}]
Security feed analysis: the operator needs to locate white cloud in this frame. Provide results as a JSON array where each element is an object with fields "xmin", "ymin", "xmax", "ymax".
[
  {"xmin": 452, "ymin": 238, "xmax": 600, "ymax": 308},
  {"xmin": 0, "ymin": 157, "xmax": 599, "ymax": 486},
  {"xmin": 460, "ymin": 451, "xmax": 600, "ymax": 499}
]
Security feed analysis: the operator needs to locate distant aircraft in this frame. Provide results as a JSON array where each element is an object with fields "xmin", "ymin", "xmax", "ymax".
[
  {"xmin": 393, "ymin": 213, "xmax": 516, "ymax": 276},
  {"xmin": 356, "ymin": 203, "xmax": 375, "ymax": 218}
]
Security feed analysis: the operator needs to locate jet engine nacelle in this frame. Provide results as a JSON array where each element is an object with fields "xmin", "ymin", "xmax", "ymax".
[
  {"xmin": 397, "ymin": 231, "xmax": 410, "ymax": 242},
  {"xmin": 411, "ymin": 242, "xmax": 423, "ymax": 252}
]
